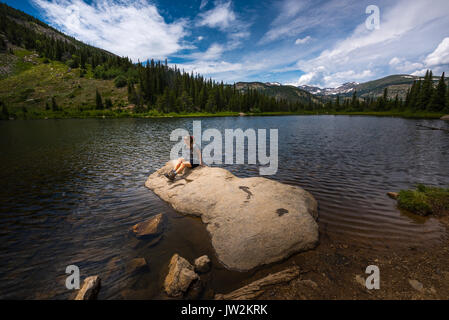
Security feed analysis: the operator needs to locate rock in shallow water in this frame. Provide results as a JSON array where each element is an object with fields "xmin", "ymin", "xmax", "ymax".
[
  {"xmin": 164, "ymin": 254, "xmax": 199, "ymax": 297},
  {"xmin": 75, "ymin": 276, "xmax": 101, "ymax": 300},
  {"xmin": 146, "ymin": 162, "xmax": 319, "ymax": 271},
  {"xmin": 194, "ymin": 255, "xmax": 211, "ymax": 273},
  {"xmin": 131, "ymin": 213, "xmax": 164, "ymax": 239},
  {"xmin": 126, "ymin": 258, "xmax": 148, "ymax": 275},
  {"xmin": 441, "ymin": 115, "xmax": 449, "ymax": 121}
]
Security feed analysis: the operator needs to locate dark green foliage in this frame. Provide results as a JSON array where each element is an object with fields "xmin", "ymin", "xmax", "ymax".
[
  {"xmin": 114, "ymin": 75, "xmax": 127, "ymax": 88},
  {"xmin": 1, "ymin": 100, "xmax": 9, "ymax": 119},
  {"xmin": 95, "ymin": 89, "xmax": 103, "ymax": 110},
  {"xmin": 51, "ymin": 96, "xmax": 59, "ymax": 111},
  {"xmin": 0, "ymin": 36, "xmax": 6, "ymax": 52},
  {"xmin": 429, "ymin": 73, "xmax": 447, "ymax": 112},
  {"xmin": 105, "ymin": 98, "xmax": 113, "ymax": 109},
  {"xmin": 398, "ymin": 184, "xmax": 449, "ymax": 216}
]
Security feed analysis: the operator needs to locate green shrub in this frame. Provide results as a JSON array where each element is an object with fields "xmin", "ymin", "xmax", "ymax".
[
  {"xmin": 398, "ymin": 184, "xmax": 449, "ymax": 216},
  {"xmin": 114, "ymin": 75, "xmax": 127, "ymax": 88},
  {"xmin": 66, "ymin": 59, "xmax": 79, "ymax": 68}
]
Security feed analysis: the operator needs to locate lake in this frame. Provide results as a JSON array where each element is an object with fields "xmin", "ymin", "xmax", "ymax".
[{"xmin": 0, "ymin": 115, "xmax": 448, "ymax": 299}]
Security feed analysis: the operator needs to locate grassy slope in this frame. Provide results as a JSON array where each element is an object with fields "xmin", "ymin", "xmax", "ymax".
[{"xmin": 0, "ymin": 48, "xmax": 127, "ymax": 118}]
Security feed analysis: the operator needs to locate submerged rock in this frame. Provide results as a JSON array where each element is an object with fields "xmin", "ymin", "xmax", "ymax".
[
  {"xmin": 215, "ymin": 266, "xmax": 300, "ymax": 300},
  {"xmin": 131, "ymin": 213, "xmax": 164, "ymax": 239},
  {"xmin": 75, "ymin": 276, "xmax": 101, "ymax": 300},
  {"xmin": 126, "ymin": 258, "xmax": 148, "ymax": 275},
  {"xmin": 146, "ymin": 162, "xmax": 319, "ymax": 271},
  {"xmin": 194, "ymin": 255, "xmax": 211, "ymax": 273},
  {"xmin": 164, "ymin": 254, "xmax": 199, "ymax": 297},
  {"xmin": 408, "ymin": 279, "xmax": 424, "ymax": 292}
]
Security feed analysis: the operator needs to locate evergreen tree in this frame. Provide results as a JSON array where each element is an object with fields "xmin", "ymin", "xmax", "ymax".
[
  {"xmin": 335, "ymin": 95, "xmax": 340, "ymax": 111},
  {"xmin": 428, "ymin": 72, "xmax": 446, "ymax": 112},
  {"xmin": 95, "ymin": 89, "xmax": 103, "ymax": 110},
  {"xmin": 1, "ymin": 101, "xmax": 9, "ymax": 120},
  {"xmin": 205, "ymin": 92, "xmax": 217, "ymax": 113},
  {"xmin": 51, "ymin": 96, "xmax": 58, "ymax": 111},
  {"xmin": 105, "ymin": 98, "xmax": 113, "ymax": 109},
  {"xmin": 418, "ymin": 70, "xmax": 434, "ymax": 109},
  {"xmin": 351, "ymin": 90, "xmax": 359, "ymax": 110}
]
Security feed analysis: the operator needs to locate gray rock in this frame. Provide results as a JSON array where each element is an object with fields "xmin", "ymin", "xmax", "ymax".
[
  {"xmin": 441, "ymin": 115, "xmax": 449, "ymax": 121},
  {"xmin": 131, "ymin": 213, "xmax": 164, "ymax": 239},
  {"xmin": 146, "ymin": 162, "xmax": 319, "ymax": 271},
  {"xmin": 164, "ymin": 254, "xmax": 199, "ymax": 297},
  {"xmin": 126, "ymin": 258, "xmax": 148, "ymax": 275},
  {"xmin": 408, "ymin": 279, "xmax": 424, "ymax": 292},
  {"xmin": 75, "ymin": 276, "xmax": 101, "ymax": 300},
  {"xmin": 215, "ymin": 266, "xmax": 300, "ymax": 300},
  {"xmin": 194, "ymin": 255, "xmax": 211, "ymax": 273}
]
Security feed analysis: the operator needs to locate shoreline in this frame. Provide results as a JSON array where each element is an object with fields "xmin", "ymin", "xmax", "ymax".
[
  {"xmin": 250, "ymin": 215, "xmax": 449, "ymax": 300},
  {"xmin": 2, "ymin": 110, "xmax": 446, "ymax": 121}
]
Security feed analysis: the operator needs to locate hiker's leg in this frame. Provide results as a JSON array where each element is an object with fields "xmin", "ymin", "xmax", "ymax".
[
  {"xmin": 174, "ymin": 158, "xmax": 184, "ymax": 171},
  {"xmin": 175, "ymin": 161, "xmax": 191, "ymax": 174}
]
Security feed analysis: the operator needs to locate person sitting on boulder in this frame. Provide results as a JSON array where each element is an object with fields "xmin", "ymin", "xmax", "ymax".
[{"xmin": 165, "ymin": 135, "xmax": 203, "ymax": 180}]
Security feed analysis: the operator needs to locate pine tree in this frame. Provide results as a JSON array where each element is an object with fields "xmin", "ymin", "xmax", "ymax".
[
  {"xmin": 428, "ymin": 72, "xmax": 446, "ymax": 112},
  {"xmin": 95, "ymin": 89, "xmax": 103, "ymax": 110},
  {"xmin": 418, "ymin": 70, "xmax": 434, "ymax": 110},
  {"xmin": 51, "ymin": 96, "xmax": 58, "ymax": 111},
  {"xmin": 446, "ymin": 81, "xmax": 449, "ymax": 113},
  {"xmin": 351, "ymin": 90, "xmax": 359, "ymax": 110},
  {"xmin": 1, "ymin": 101, "xmax": 9, "ymax": 120},
  {"xmin": 335, "ymin": 95, "xmax": 340, "ymax": 111},
  {"xmin": 205, "ymin": 92, "xmax": 216, "ymax": 113},
  {"xmin": 105, "ymin": 98, "xmax": 113, "ymax": 109}
]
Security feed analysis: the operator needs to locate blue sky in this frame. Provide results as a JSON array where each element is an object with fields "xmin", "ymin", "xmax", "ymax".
[{"xmin": 4, "ymin": 0, "xmax": 449, "ymax": 87}]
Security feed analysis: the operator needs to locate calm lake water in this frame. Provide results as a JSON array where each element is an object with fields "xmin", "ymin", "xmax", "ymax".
[{"xmin": 1, "ymin": 116, "xmax": 448, "ymax": 299}]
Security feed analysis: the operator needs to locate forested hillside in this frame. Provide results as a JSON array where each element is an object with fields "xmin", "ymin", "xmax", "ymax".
[{"xmin": 325, "ymin": 71, "xmax": 449, "ymax": 113}]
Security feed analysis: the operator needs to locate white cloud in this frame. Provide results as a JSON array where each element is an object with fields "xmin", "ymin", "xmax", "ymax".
[
  {"xmin": 196, "ymin": 1, "xmax": 236, "ymax": 30},
  {"xmin": 295, "ymin": 36, "xmax": 311, "ymax": 45},
  {"xmin": 292, "ymin": 68, "xmax": 373, "ymax": 88},
  {"xmin": 260, "ymin": 0, "xmax": 354, "ymax": 44},
  {"xmin": 389, "ymin": 57, "xmax": 401, "ymax": 66},
  {"xmin": 32, "ymin": 0, "xmax": 187, "ymax": 62},
  {"xmin": 425, "ymin": 37, "xmax": 449, "ymax": 67},
  {"xmin": 189, "ymin": 43, "xmax": 224, "ymax": 61},
  {"xmin": 197, "ymin": 36, "xmax": 204, "ymax": 41}
]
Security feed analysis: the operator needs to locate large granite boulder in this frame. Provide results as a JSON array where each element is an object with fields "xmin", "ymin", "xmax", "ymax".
[{"xmin": 146, "ymin": 162, "xmax": 319, "ymax": 271}]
